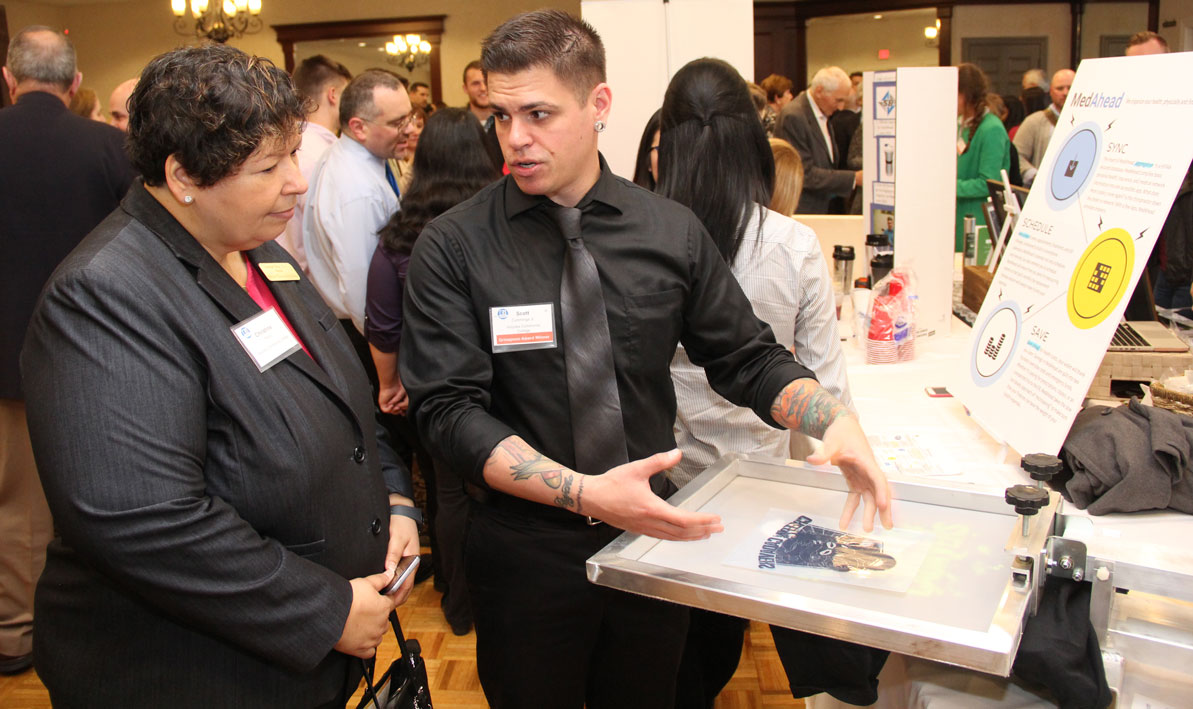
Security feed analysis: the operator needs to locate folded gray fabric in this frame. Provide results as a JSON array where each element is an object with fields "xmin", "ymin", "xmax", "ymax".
[{"xmin": 1060, "ymin": 398, "xmax": 1193, "ymax": 515}]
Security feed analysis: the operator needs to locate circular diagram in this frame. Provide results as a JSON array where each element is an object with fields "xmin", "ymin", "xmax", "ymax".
[
  {"xmin": 1067, "ymin": 228, "xmax": 1135, "ymax": 329},
  {"xmin": 970, "ymin": 302, "xmax": 1022, "ymax": 387},
  {"xmin": 1046, "ymin": 123, "xmax": 1102, "ymax": 209}
]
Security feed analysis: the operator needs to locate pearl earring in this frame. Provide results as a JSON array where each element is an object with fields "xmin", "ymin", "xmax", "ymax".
[
  {"xmin": 183, "ymin": 195, "xmax": 194, "ymax": 204},
  {"xmin": 594, "ymin": 120, "xmax": 606, "ymax": 133}
]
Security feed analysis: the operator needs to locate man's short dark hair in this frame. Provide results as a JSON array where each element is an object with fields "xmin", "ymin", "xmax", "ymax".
[
  {"xmin": 481, "ymin": 10, "xmax": 605, "ymax": 102},
  {"xmin": 411, "ymin": 81, "xmax": 430, "ymax": 93},
  {"xmin": 339, "ymin": 68, "xmax": 404, "ymax": 127},
  {"xmin": 850, "ymin": 71, "xmax": 863, "ymax": 80},
  {"xmin": 1127, "ymin": 30, "xmax": 1169, "ymax": 51},
  {"xmin": 6, "ymin": 25, "xmax": 75, "ymax": 90},
  {"xmin": 462, "ymin": 59, "xmax": 482, "ymax": 85},
  {"xmin": 127, "ymin": 44, "xmax": 304, "ymax": 187},
  {"xmin": 291, "ymin": 54, "xmax": 351, "ymax": 106}
]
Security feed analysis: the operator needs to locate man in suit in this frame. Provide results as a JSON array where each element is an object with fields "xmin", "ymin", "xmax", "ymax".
[
  {"xmin": 778, "ymin": 66, "xmax": 863, "ymax": 214},
  {"xmin": 0, "ymin": 25, "xmax": 134, "ymax": 675}
]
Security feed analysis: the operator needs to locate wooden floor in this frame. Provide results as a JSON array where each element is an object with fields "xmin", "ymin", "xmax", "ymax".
[{"xmin": 0, "ymin": 575, "xmax": 805, "ymax": 709}]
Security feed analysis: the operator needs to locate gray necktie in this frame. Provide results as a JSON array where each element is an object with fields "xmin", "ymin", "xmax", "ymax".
[{"xmin": 551, "ymin": 205, "xmax": 629, "ymax": 478}]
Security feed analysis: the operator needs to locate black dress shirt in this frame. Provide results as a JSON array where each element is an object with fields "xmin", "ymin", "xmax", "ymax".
[{"xmin": 400, "ymin": 158, "xmax": 813, "ymax": 493}]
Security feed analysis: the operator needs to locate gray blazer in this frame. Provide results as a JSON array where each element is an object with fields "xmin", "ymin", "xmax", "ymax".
[
  {"xmin": 777, "ymin": 91, "xmax": 857, "ymax": 214},
  {"xmin": 21, "ymin": 183, "xmax": 407, "ymax": 707}
]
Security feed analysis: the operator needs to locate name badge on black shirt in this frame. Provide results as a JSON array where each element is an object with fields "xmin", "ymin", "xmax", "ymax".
[{"xmin": 490, "ymin": 303, "xmax": 557, "ymax": 353}]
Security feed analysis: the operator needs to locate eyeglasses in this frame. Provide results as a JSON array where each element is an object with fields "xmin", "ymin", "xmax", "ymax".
[{"xmin": 365, "ymin": 113, "xmax": 415, "ymax": 133}]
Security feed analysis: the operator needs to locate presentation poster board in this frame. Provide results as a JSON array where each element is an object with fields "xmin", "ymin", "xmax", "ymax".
[
  {"xmin": 862, "ymin": 68, "xmax": 958, "ymax": 339},
  {"xmin": 956, "ymin": 53, "xmax": 1193, "ymax": 456},
  {"xmin": 583, "ymin": 0, "xmax": 754, "ymax": 178}
]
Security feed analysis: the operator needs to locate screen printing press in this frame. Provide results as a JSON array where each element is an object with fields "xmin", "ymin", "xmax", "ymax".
[{"xmin": 588, "ymin": 322, "xmax": 1193, "ymax": 708}]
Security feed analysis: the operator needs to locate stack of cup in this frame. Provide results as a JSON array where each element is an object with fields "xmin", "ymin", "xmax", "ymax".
[{"xmin": 864, "ymin": 272, "xmax": 915, "ymax": 364}]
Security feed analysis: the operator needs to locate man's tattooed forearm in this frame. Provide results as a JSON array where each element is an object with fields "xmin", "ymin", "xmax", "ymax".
[
  {"xmin": 553, "ymin": 474, "xmax": 576, "ymax": 509},
  {"xmin": 771, "ymin": 379, "xmax": 851, "ymax": 439},
  {"xmin": 502, "ymin": 440, "xmax": 566, "ymax": 489}
]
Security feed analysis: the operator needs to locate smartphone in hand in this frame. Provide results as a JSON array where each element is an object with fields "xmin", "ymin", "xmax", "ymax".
[{"xmin": 380, "ymin": 555, "xmax": 420, "ymax": 595}]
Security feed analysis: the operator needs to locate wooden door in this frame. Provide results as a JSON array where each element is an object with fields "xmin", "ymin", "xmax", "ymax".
[{"xmin": 962, "ymin": 36, "xmax": 1048, "ymax": 97}]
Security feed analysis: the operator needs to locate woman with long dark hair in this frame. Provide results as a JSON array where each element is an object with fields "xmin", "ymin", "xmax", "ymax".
[
  {"xmin": 956, "ymin": 63, "xmax": 1010, "ymax": 251},
  {"xmin": 632, "ymin": 108, "xmax": 661, "ymax": 190},
  {"xmin": 656, "ymin": 57, "xmax": 854, "ymax": 708},
  {"xmin": 365, "ymin": 106, "xmax": 499, "ymax": 635}
]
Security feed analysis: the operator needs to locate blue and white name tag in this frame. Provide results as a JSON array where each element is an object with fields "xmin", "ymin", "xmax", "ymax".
[
  {"xmin": 231, "ymin": 307, "xmax": 300, "ymax": 372},
  {"xmin": 490, "ymin": 303, "xmax": 557, "ymax": 353}
]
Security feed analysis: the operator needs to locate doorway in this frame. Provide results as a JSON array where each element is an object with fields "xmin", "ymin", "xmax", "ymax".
[{"xmin": 961, "ymin": 36, "xmax": 1048, "ymax": 96}]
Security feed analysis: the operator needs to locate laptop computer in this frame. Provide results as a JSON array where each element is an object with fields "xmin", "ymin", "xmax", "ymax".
[{"xmin": 1109, "ymin": 320, "xmax": 1190, "ymax": 353}]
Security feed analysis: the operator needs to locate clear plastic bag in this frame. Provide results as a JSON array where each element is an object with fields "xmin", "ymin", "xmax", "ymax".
[{"xmin": 864, "ymin": 268, "xmax": 917, "ymax": 364}]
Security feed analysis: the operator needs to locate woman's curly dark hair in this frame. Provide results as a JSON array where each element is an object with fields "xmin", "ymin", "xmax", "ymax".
[{"xmin": 128, "ymin": 44, "xmax": 306, "ymax": 187}]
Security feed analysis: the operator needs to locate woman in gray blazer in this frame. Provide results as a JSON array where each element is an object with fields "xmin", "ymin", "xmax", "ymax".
[{"xmin": 20, "ymin": 45, "xmax": 420, "ymax": 707}]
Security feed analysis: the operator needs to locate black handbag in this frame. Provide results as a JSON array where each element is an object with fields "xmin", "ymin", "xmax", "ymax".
[{"xmin": 357, "ymin": 612, "xmax": 433, "ymax": 709}]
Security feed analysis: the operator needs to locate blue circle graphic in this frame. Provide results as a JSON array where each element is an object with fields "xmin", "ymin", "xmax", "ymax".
[
  {"xmin": 970, "ymin": 302, "xmax": 1022, "ymax": 388},
  {"xmin": 1047, "ymin": 124, "xmax": 1101, "ymax": 208}
]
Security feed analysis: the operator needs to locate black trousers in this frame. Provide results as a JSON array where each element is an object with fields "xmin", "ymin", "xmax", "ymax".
[
  {"xmin": 433, "ymin": 456, "xmax": 472, "ymax": 631},
  {"xmin": 465, "ymin": 504, "xmax": 688, "ymax": 709},
  {"xmin": 674, "ymin": 608, "xmax": 748, "ymax": 708}
]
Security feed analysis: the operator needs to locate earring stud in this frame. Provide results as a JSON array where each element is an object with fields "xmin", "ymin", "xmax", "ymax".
[
  {"xmin": 594, "ymin": 120, "xmax": 606, "ymax": 133},
  {"xmin": 183, "ymin": 195, "xmax": 194, "ymax": 204}
]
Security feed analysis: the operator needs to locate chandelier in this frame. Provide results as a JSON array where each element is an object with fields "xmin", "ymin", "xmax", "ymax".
[
  {"xmin": 386, "ymin": 34, "xmax": 433, "ymax": 73},
  {"xmin": 171, "ymin": 0, "xmax": 263, "ymax": 44}
]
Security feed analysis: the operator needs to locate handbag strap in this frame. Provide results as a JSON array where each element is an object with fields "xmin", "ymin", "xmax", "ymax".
[{"xmin": 389, "ymin": 611, "xmax": 412, "ymax": 658}]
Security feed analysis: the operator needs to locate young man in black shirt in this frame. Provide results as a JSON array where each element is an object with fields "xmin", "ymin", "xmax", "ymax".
[{"xmin": 400, "ymin": 10, "xmax": 892, "ymax": 708}]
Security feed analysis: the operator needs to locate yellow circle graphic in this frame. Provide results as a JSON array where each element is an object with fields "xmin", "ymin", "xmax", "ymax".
[{"xmin": 1067, "ymin": 228, "xmax": 1134, "ymax": 329}]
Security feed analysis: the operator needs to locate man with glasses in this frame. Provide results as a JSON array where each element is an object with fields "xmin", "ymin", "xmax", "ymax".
[{"xmin": 304, "ymin": 68, "xmax": 416, "ymax": 340}]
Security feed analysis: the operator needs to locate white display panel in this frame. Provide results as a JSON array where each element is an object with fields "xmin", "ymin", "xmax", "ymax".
[
  {"xmin": 891, "ymin": 67, "xmax": 958, "ymax": 340},
  {"xmin": 582, "ymin": 0, "xmax": 669, "ymax": 179},
  {"xmin": 583, "ymin": 0, "xmax": 754, "ymax": 178}
]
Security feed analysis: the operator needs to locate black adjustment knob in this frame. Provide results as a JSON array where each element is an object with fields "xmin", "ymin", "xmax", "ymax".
[
  {"xmin": 1021, "ymin": 453, "xmax": 1063, "ymax": 484},
  {"xmin": 1005, "ymin": 484, "xmax": 1049, "ymax": 516}
]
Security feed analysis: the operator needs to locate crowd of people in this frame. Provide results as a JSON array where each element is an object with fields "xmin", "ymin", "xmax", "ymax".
[{"xmin": 0, "ymin": 10, "xmax": 1177, "ymax": 709}]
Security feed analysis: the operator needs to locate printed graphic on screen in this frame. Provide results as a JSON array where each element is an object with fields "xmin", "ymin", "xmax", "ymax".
[
  {"xmin": 724, "ymin": 509, "xmax": 932, "ymax": 593},
  {"xmin": 759, "ymin": 515, "xmax": 895, "ymax": 572}
]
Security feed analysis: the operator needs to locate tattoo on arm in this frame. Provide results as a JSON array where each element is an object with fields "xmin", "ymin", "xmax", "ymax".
[
  {"xmin": 575, "ymin": 476, "xmax": 584, "ymax": 515},
  {"xmin": 501, "ymin": 441, "xmax": 567, "ymax": 489},
  {"xmin": 553, "ymin": 473, "xmax": 576, "ymax": 509},
  {"xmin": 771, "ymin": 379, "xmax": 851, "ymax": 439}
]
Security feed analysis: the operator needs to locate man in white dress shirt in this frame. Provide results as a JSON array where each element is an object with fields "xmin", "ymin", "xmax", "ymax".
[
  {"xmin": 278, "ymin": 55, "xmax": 351, "ymax": 272},
  {"xmin": 777, "ymin": 66, "xmax": 863, "ymax": 214},
  {"xmin": 303, "ymin": 68, "xmax": 416, "ymax": 336}
]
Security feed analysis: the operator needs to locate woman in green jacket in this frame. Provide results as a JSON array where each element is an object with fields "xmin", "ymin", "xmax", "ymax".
[{"xmin": 956, "ymin": 63, "xmax": 1010, "ymax": 252}]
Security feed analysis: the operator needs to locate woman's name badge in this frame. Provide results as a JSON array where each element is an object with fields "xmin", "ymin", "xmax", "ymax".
[
  {"xmin": 231, "ymin": 307, "xmax": 301, "ymax": 372},
  {"xmin": 490, "ymin": 303, "xmax": 556, "ymax": 353},
  {"xmin": 258, "ymin": 262, "xmax": 300, "ymax": 281}
]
